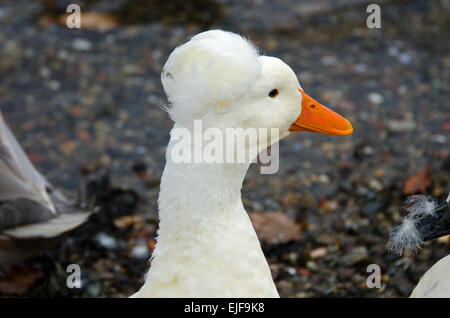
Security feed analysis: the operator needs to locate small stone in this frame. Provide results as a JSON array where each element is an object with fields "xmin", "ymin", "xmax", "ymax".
[
  {"xmin": 353, "ymin": 63, "xmax": 367, "ymax": 73},
  {"xmin": 398, "ymin": 52, "xmax": 412, "ymax": 65},
  {"xmin": 431, "ymin": 135, "xmax": 446, "ymax": 143},
  {"xmin": 285, "ymin": 252, "xmax": 298, "ymax": 263},
  {"xmin": 342, "ymin": 246, "xmax": 368, "ymax": 266},
  {"xmin": 321, "ymin": 55, "xmax": 338, "ymax": 66},
  {"xmin": 368, "ymin": 179, "xmax": 383, "ymax": 191},
  {"xmin": 306, "ymin": 261, "xmax": 318, "ymax": 271},
  {"xmin": 40, "ymin": 67, "xmax": 50, "ymax": 77},
  {"xmin": 386, "ymin": 119, "xmax": 416, "ymax": 132},
  {"xmin": 48, "ymin": 80, "xmax": 60, "ymax": 91},
  {"xmin": 286, "ymin": 267, "xmax": 297, "ymax": 276},
  {"xmin": 315, "ymin": 233, "xmax": 335, "ymax": 246},
  {"xmin": 388, "ymin": 46, "xmax": 399, "ymax": 56},
  {"xmin": 320, "ymin": 200, "xmax": 338, "ymax": 212},
  {"xmin": 310, "ymin": 247, "xmax": 327, "ymax": 259},
  {"xmin": 87, "ymin": 283, "xmax": 102, "ymax": 297},
  {"xmin": 361, "ymin": 201, "xmax": 384, "ymax": 216},
  {"xmin": 318, "ymin": 174, "xmax": 330, "ymax": 184},
  {"xmin": 94, "ymin": 232, "xmax": 117, "ymax": 249},
  {"xmin": 72, "ymin": 38, "xmax": 93, "ymax": 51},
  {"xmin": 130, "ymin": 245, "xmax": 150, "ymax": 259},
  {"xmin": 59, "ymin": 141, "xmax": 77, "ymax": 155},
  {"xmin": 368, "ymin": 92, "xmax": 384, "ymax": 105},
  {"xmin": 113, "ymin": 215, "xmax": 144, "ymax": 229}
]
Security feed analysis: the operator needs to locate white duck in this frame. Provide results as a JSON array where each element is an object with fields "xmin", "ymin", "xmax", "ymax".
[
  {"xmin": 410, "ymin": 194, "xmax": 450, "ymax": 298},
  {"xmin": 132, "ymin": 30, "xmax": 353, "ymax": 298},
  {"xmin": 411, "ymin": 255, "xmax": 450, "ymax": 297}
]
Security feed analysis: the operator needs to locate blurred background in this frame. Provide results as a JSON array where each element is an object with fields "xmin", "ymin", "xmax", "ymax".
[{"xmin": 0, "ymin": 0, "xmax": 449, "ymax": 297}]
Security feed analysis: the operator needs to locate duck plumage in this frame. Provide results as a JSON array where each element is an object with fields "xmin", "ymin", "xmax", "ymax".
[{"xmin": 132, "ymin": 30, "xmax": 352, "ymax": 297}]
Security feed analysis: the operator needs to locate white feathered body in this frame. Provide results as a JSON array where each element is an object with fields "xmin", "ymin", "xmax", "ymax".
[
  {"xmin": 132, "ymin": 30, "xmax": 304, "ymax": 297},
  {"xmin": 411, "ymin": 255, "xmax": 450, "ymax": 298},
  {"xmin": 132, "ymin": 137, "xmax": 279, "ymax": 297}
]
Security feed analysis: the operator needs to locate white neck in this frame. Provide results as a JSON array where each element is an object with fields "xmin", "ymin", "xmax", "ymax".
[{"xmin": 132, "ymin": 129, "xmax": 279, "ymax": 297}]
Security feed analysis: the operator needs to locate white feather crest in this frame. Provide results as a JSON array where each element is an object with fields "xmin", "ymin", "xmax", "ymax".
[{"xmin": 161, "ymin": 30, "xmax": 261, "ymax": 126}]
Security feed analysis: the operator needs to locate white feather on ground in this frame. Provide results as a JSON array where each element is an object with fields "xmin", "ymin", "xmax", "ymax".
[
  {"xmin": 0, "ymin": 111, "xmax": 56, "ymax": 214},
  {"xmin": 3, "ymin": 212, "xmax": 91, "ymax": 239},
  {"xmin": 386, "ymin": 195, "xmax": 437, "ymax": 255},
  {"xmin": 386, "ymin": 194, "xmax": 449, "ymax": 255},
  {"xmin": 0, "ymin": 109, "xmax": 92, "ymax": 268},
  {"xmin": 405, "ymin": 195, "xmax": 437, "ymax": 218},
  {"xmin": 386, "ymin": 218, "xmax": 423, "ymax": 255}
]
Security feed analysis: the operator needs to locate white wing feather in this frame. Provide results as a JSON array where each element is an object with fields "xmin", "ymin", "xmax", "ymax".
[
  {"xmin": 0, "ymin": 110, "xmax": 56, "ymax": 214},
  {"xmin": 3, "ymin": 211, "xmax": 91, "ymax": 239}
]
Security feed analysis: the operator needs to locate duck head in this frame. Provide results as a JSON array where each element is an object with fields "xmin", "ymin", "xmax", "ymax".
[
  {"xmin": 161, "ymin": 30, "xmax": 353, "ymax": 153},
  {"xmin": 229, "ymin": 55, "xmax": 353, "ymax": 138}
]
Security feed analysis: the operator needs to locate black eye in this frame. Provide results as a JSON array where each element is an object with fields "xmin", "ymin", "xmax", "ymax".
[{"xmin": 268, "ymin": 89, "xmax": 279, "ymax": 98}]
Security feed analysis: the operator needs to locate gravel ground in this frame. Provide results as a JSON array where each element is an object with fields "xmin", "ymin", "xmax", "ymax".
[{"xmin": 0, "ymin": 0, "xmax": 449, "ymax": 297}]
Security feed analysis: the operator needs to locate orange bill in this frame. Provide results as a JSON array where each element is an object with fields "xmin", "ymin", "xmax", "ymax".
[{"xmin": 289, "ymin": 89, "xmax": 353, "ymax": 136}]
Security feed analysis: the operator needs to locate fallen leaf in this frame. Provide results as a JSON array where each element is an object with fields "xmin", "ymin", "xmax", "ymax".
[
  {"xmin": 249, "ymin": 211, "xmax": 302, "ymax": 244},
  {"xmin": 0, "ymin": 266, "xmax": 43, "ymax": 295},
  {"xmin": 403, "ymin": 165, "xmax": 431, "ymax": 195}
]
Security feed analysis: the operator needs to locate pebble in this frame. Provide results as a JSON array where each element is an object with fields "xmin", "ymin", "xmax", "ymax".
[
  {"xmin": 87, "ymin": 283, "xmax": 102, "ymax": 297},
  {"xmin": 306, "ymin": 261, "xmax": 318, "ymax": 271},
  {"xmin": 367, "ymin": 92, "xmax": 384, "ymax": 105},
  {"xmin": 72, "ymin": 38, "xmax": 93, "ymax": 51},
  {"xmin": 431, "ymin": 135, "xmax": 446, "ymax": 143},
  {"xmin": 388, "ymin": 46, "xmax": 399, "ymax": 56},
  {"xmin": 353, "ymin": 63, "xmax": 367, "ymax": 73},
  {"xmin": 130, "ymin": 245, "xmax": 150, "ymax": 259},
  {"xmin": 48, "ymin": 80, "xmax": 60, "ymax": 91},
  {"xmin": 94, "ymin": 232, "xmax": 118, "ymax": 249},
  {"xmin": 342, "ymin": 247, "xmax": 369, "ymax": 266},
  {"xmin": 386, "ymin": 119, "xmax": 416, "ymax": 132},
  {"xmin": 361, "ymin": 201, "xmax": 384, "ymax": 216},
  {"xmin": 398, "ymin": 52, "xmax": 412, "ymax": 65},
  {"xmin": 286, "ymin": 267, "xmax": 297, "ymax": 276},
  {"xmin": 310, "ymin": 247, "xmax": 327, "ymax": 259},
  {"xmin": 321, "ymin": 55, "xmax": 338, "ymax": 66},
  {"xmin": 315, "ymin": 233, "xmax": 335, "ymax": 246}
]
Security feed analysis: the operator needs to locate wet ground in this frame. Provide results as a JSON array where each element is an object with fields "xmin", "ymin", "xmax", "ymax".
[{"xmin": 0, "ymin": 0, "xmax": 449, "ymax": 297}]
